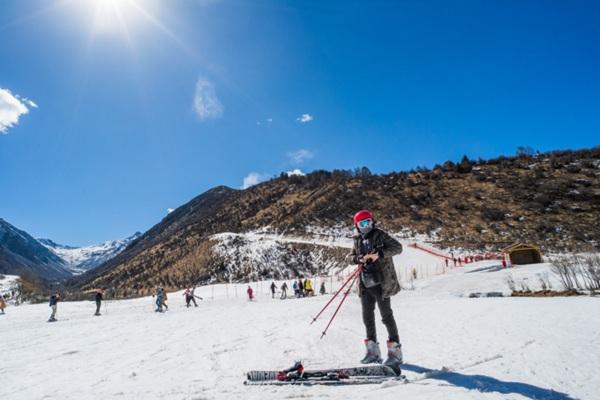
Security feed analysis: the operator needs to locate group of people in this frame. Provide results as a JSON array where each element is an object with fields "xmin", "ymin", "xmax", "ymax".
[{"xmin": 266, "ymin": 279, "xmax": 327, "ymax": 300}]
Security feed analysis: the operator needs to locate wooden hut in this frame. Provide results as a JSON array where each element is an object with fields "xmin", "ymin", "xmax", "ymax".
[{"xmin": 502, "ymin": 243, "xmax": 543, "ymax": 265}]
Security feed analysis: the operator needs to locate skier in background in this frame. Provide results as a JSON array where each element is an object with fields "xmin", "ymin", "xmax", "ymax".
[
  {"xmin": 280, "ymin": 282, "xmax": 288, "ymax": 299},
  {"xmin": 292, "ymin": 281, "xmax": 299, "ymax": 297},
  {"xmin": 48, "ymin": 292, "xmax": 61, "ymax": 322},
  {"xmin": 94, "ymin": 288, "xmax": 105, "ymax": 316},
  {"xmin": 319, "ymin": 281, "xmax": 326, "ymax": 295},
  {"xmin": 298, "ymin": 279, "xmax": 305, "ymax": 297},
  {"xmin": 0, "ymin": 295, "xmax": 6, "ymax": 314},
  {"xmin": 270, "ymin": 282, "xmax": 277, "ymax": 299},
  {"xmin": 154, "ymin": 288, "xmax": 163, "ymax": 312},
  {"xmin": 161, "ymin": 289, "xmax": 169, "ymax": 311},
  {"xmin": 304, "ymin": 278, "xmax": 313, "ymax": 296},
  {"xmin": 183, "ymin": 288, "xmax": 198, "ymax": 307},
  {"xmin": 247, "ymin": 286, "xmax": 254, "ymax": 301},
  {"xmin": 347, "ymin": 210, "xmax": 403, "ymax": 372}
]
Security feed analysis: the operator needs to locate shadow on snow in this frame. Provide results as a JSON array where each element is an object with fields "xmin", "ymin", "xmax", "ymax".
[{"xmin": 402, "ymin": 363, "xmax": 576, "ymax": 400}]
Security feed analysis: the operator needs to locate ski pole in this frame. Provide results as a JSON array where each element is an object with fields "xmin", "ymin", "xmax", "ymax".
[
  {"xmin": 310, "ymin": 266, "xmax": 361, "ymax": 325},
  {"xmin": 320, "ymin": 270, "xmax": 360, "ymax": 339}
]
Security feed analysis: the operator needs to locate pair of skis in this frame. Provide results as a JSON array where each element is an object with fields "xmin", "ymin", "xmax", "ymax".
[{"xmin": 245, "ymin": 362, "xmax": 405, "ymax": 386}]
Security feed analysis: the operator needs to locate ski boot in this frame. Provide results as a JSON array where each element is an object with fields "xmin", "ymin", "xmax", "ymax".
[
  {"xmin": 383, "ymin": 341, "xmax": 403, "ymax": 374},
  {"xmin": 360, "ymin": 339, "xmax": 383, "ymax": 364}
]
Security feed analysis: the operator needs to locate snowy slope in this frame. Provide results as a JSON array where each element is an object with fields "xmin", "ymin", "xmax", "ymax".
[
  {"xmin": 38, "ymin": 233, "xmax": 141, "ymax": 274},
  {"xmin": 2, "ymin": 257, "xmax": 598, "ymax": 400},
  {"xmin": 0, "ymin": 274, "xmax": 18, "ymax": 295}
]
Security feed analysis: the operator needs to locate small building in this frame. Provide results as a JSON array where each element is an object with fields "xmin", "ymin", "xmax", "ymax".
[{"xmin": 502, "ymin": 243, "xmax": 543, "ymax": 265}]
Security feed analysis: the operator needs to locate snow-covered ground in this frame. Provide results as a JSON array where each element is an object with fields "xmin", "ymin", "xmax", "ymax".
[
  {"xmin": 0, "ymin": 274, "xmax": 18, "ymax": 296},
  {"xmin": 2, "ymin": 258, "xmax": 599, "ymax": 400}
]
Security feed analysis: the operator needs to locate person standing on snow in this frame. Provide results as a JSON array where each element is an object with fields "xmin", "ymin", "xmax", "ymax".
[
  {"xmin": 155, "ymin": 288, "xmax": 163, "ymax": 312},
  {"xmin": 48, "ymin": 292, "xmax": 61, "ymax": 322},
  {"xmin": 161, "ymin": 289, "xmax": 169, "ymax": 311},
  {"xmin": 270, "ymin": 282, "xmax": 277, "ymax": 299},
  {"xmin": 304, "ymin": 278, "xmax": 313, "ymax": 296},
  {"xmin": 280, "ymin": 282, "xmax": 288, "ymax": 299},
  {"xmin": 183, "ymin": 288, "xmax": 198, "ymax": 307},
  {"xmin": 247, "ymin": 286, "xmax": 254, "ymax": 301},
  {"xmin": 94, "ymin": 288, "xmax": 105, "ymax": 316},
  {"xmin": 347, "ymin": 210, "xmax": 403, "ymax": 372},
  {"xmin": 0, "ymin": 295, "xmax": 6, "ymax": 314},
  {"xmin": 292, "ymin": 281, "xmax": 299, "ymax": 297},
  {"xmin": 319, "ymin": 281, "xmax": 326, "ymax": 295}
]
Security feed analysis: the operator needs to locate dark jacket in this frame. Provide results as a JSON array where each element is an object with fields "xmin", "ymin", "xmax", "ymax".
[
  {"xmin": 346, "ymin": 228, "xmax": 403, "ymax": 298},
  {"xmin": 49, "ymin": 295, "xmax": 60, "ymax": 306},
  {"xmin": 95, "ymin": 292, "xmax": 103, "ymax": 302}
]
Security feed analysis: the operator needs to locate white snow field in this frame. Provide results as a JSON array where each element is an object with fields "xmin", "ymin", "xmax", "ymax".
[{"xmin": 2, "ymin": 257, "xmax": 600, "ymax": 399}]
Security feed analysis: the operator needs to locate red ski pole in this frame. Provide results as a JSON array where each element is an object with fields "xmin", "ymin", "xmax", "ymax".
[
  {"xmin": 320, "ymin": 270, "xmax": 360, "ymax": 339},
  {"xmin": 310, "ymin": 266, "xmax": 361, "ymax": 325}
]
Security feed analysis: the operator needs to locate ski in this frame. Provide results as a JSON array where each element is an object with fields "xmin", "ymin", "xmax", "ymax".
[
  {"xmin": 244, "ymin": 375, "xmax": 406, "ymax": 386},
  {"xmin": 245, "ymin": 361, "xmax": 403, "ymax": 386}
]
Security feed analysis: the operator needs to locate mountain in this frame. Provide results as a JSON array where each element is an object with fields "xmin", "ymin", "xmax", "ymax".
[
  {"xmin": 0, "ymin": 219, "xmax": 72, "ymax": 281},
  {"xmin": 70, "ymin": 147, "xmax": 600, "ymax": 297},
  {"xmin": 38, "ymin": 233, "xmax": 142, "ymax": 275}
]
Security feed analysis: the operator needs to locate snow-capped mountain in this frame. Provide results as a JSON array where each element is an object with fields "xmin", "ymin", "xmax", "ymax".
[
  {"xmin": 38, "ymin": 233, "xmax": 141, "ymax": 274},
  {"xmin": 0, "ymin": 218, "xmax": 72, "ymax": 280}
]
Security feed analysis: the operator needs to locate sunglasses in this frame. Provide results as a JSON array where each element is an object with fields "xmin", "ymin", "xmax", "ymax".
[{"xmin": 358, "ymin": 219, "xmax": 373, "ymax": 228}]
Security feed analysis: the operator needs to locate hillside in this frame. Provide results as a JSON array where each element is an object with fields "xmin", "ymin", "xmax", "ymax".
[
  {"xmin": 0, "ymin": 218, "xmax": 71, "ymax": 281},
  {"xmin": 71, "ymin": 147, "xmax": 600, "ymax": 296}
]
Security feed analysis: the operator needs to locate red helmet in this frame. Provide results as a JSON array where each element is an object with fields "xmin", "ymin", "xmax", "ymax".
[{"xmin": 353, "ymin": 210, "xmax": 374, "ymax": 224}]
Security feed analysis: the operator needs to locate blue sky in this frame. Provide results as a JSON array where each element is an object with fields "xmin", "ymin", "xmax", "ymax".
[{"xmin": 1, "ymin": 0, "xmax": 599, "ymax": 246}]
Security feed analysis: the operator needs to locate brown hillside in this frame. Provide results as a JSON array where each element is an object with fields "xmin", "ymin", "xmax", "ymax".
[{"xmin": 69, "ymin": 147, "xmax": 600, "ymax": 296}]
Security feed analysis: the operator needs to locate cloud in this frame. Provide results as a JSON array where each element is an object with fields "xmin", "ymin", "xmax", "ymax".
[
  {"xmin": 193, "ymin": 78, "xmax": 223, "ymax": 120},
  {"xmin": 0, "ymin": 88, "xmax": 37, "ymax": 134},
  {"xmin": 287, "ymin": 149, "xmax": 314, "ymax": 165},
  {"xmin": 286, "ymin": 169, "xmax": 305, "ymax": 177},
  {"xmin": 296, "ymin": 113, "xmax": 313, "ymax": 123},
  {"xmin": 242, "ymin": 172, "xmax": 267, "ymax": 189},
  {"xmin": 167, "ymin": 208, "xmax": 175, "ymax": 214}
]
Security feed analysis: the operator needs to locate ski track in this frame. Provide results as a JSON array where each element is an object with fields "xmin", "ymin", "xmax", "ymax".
[{"xmin": 2, "ymin": 261, "xmax": 600, "ymax": 400}]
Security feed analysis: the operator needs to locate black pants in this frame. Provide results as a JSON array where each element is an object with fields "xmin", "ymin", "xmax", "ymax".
[
  {"xmin": 95, "ymin": 301, "xmax": 101, "ymax": 314},
  {"xmin": 361, "ymin": 284, "xmax": 399, "ymax": 343}
]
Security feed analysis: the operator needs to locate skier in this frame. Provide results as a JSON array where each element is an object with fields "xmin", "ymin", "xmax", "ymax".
[
  {"xmin": 94, "ymin": 288, "xmax": 104, "ymax": 316},
  {"xmin": 298, "ymin": 279, "xmax": 305, "ymax": 297},
  {"xmin": 155, "ymin": 287, "xmax": 163, "ymax": 312},
  {"xmin": 292, "ymin": 281, "xmax": 299, "ymax": 297},
  {"xmin": 304, "ymin": 279, "xmax": 313, "ymax": 296},
  {"xmin": 48, "ymin": 292, "xmax": 61, "ymax": 322},
  {"xmin": 0, "ymin": 295, "xmax": 6, "ymax": 314},
  {"xmin": 270, "ymin": 282, "xmax": 277, "ymax": 299},
  {"xmin": 280, "ymin": 282, "xmax": 288, "ymax": 299},
  {"xmin": 347, "ymin": 210, "xmax": 403, "ymax": 371},
  {"xmin": 319, "ymin": 281, "xmax": 326, "ymax": 295},
  {"xmin": 161, "ymin": 289, "xmax": 169, "ymax": 311},
  {"xmin": 183, "ymin": 288, "xmax": 198, "ymax": 307},
  {"xmin": 247, "ymin": 286, "xmax": 254, "ymax": 301}
]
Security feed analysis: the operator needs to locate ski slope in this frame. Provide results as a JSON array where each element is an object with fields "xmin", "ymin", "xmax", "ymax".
[{"xmin": 1, "ymin": 261, "xmax": 599, "ymax": 400}]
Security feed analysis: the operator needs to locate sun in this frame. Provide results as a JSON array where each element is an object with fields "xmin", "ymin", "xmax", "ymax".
[{"xmin": 89, "ymin": 0, "xmax": 139, "ymax": 36}]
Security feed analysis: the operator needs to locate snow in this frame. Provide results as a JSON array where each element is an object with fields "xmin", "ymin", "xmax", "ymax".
[
  {"xmin": 2, "ymin": 253, "xmax": 599, "ymax": 400},
  {"xmin": 0, "ymin": 274, "xmax": 18, "ymax": 295}
]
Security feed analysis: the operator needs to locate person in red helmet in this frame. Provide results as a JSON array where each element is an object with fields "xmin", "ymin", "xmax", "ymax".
[{"xmin": 347, "ymin": 210, "xmax": 404, "ymax": 372}]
